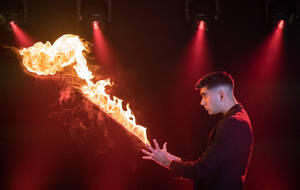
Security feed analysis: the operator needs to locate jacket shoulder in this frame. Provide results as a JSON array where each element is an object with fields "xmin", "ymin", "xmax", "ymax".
[{"xmin": 219, "ymin": 113, "xmax": 252, "ymax": 134}]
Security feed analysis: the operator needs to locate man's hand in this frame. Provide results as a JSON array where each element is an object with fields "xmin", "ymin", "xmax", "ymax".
[{"xmin": 141, "ymin": 139, "xmax": 181, "ymax": 169}]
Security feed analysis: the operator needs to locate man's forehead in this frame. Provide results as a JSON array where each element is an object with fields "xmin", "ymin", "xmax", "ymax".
[{"xmin": 200, "ymin": 87, "xmax": 209, "ymax": 94}]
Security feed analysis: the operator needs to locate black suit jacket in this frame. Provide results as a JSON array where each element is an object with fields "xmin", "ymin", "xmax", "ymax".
[{"xmin": 170, "ymin": 104, "xmax": 253, "ymax": 190}]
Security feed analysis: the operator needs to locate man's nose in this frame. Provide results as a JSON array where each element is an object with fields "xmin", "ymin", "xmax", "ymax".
[{"xmin": 200, "ymin": 99, "xmax": 205, "ymax": 106}]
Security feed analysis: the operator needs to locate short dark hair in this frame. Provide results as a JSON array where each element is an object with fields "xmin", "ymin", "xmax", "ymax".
[{"xmin": 195, "ymin": 71, "xmax": 234, "ymax": 90}]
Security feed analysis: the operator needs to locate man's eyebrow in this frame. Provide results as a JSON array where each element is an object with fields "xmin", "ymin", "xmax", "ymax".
[{"xmin": 200, "ymin": 92, "xmax": 206, "ymax": 96}]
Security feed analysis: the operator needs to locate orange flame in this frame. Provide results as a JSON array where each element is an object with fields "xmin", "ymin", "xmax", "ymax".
[{"xmin": 19, "ymin": 34, "xmax": 150, "ymax": 145}]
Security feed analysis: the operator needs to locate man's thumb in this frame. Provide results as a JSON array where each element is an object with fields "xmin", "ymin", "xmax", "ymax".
[{"xmin": 163, "ymin": 142, "xmax": 167, "ymax": 151}]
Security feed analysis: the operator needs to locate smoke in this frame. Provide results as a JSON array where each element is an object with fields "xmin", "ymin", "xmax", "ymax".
[
  {"xmin": 59, "ymin": 86, "xmax": 72, "ymax": 105},
  {"xmin": 50, "ymin": 82, "xmax": 142, "ymax": 159}
]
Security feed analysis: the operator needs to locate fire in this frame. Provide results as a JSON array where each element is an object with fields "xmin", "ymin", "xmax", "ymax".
[{"xmin": 19, "ymin": 34, "xmax": 150, "ymax": 145}]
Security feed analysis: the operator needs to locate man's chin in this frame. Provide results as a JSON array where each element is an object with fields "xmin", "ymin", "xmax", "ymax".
[
  {"xmin": 205, "ymin": 108, "xmax": 216, "ymax": 115},
  {"xmin": 207, "ymin": 110, "xmax": 217, "ymax": 115}
]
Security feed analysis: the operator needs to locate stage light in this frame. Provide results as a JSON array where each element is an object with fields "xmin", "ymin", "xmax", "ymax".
[
  {"xmin": 9, "ymin": 20, "xmax": 34, "ymax": 47},
  {"xmin": 0, "ymin": 0, "xmax": 27, "ymax": 31},
  {"xmin": 93, "ymin": 21, "xmax": 99, "ymax": 30},
  {"xmin": 92, "ymin": 15, "xmax": 113, "ymax": 65},
  {"xmin": 7, "ymin": 17, "xmax": 22, "ymax": 31},
  {"xmin": 198, "ymin": 20, "xmax": 206, "ymax": 30},
  {"xmin": 88, "ymin": 13, "xmax": 103, "ymax": 31},
  {"xmin": 4, "ymin": 13, "xmax": 23, "ymax": 31},
  {"xmin": 277, "ymin": 19, "xmax": 285, "ymax": 29},
  {"xmin": 9, "ymin": 20, "xmax": 17, "ymax": 31},
  {"xmin": 185, "ymin": 0, "xmax": 218, "ymax": 31},
  {"xmin": 88, "ymin": 14, "xmax": 101, "ymax": 29},
  {"xmin": 77, "ymin": 0, "xmax": 112, "ymax": 31},
  {"xmin": 270, "ymin": 13, "xmax": 289, "ymax": 30},
  {"xmin": 194, "ymin": 14, "xmax": 211, "ymax": 31},
  {"xmin": 265, "ymin": 0, "xmax": 296, "ymax": 30}
]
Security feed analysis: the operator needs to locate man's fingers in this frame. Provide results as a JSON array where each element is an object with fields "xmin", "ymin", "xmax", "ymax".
[
  {"xmin": 163, "ymin": 142, "xmax": 167, "ymax": 151},
  {"xmin": 142, "ymin": 156, "xmax": 153, "ymax": 160},
  {"xmin": 141, "ymin": 149, "xmax": 153, "ymax": 156},
  {"xmin": 146, "ymin": 144, "xmax": 155, "ymax": 152},
  {"xmin": 153, "ymin": 139, "xmax": 161, "ymax": 150}
]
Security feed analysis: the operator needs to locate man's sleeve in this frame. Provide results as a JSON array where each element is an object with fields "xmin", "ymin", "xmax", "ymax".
[{"xmin": 169, "ymin": 118, "xmax": 239, "ymax": 180}]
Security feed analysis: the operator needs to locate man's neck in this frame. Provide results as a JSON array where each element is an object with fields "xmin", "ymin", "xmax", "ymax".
[{"xmin": 222, "ymin": 98, "xmax": 238, "ymax": 115}]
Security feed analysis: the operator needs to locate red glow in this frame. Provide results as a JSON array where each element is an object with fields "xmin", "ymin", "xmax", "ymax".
[
  {"xmin": 237, "ymin": 20, "xmax": 288, "ymax": 190},
  {"xmin": 260, "ymin": 25, "xmax": 284, "ymax": 78},
  {"xmin": 10, "ymin": 22, "xmax": 34, "ymax": 48},
  {"xmin": 241, "ymin": 22, "xmax": 285, "ymax": 85},
  {"xmin": 172, "ymin": 20, "xmax": 212, "ymax": 91},
  {"xmin": 93, "ymin": 21, "xmax": 99, "ymax": 30},
  {"xmin": 10, "ymin": 21, "xmax": 16, "ymax": 26},
  {"xmin": 8, "ymin": 148, "xmax": 59, "ymax": 190},
  {"xmin": 277, "ymin": 20, "xmax": 284, "ymax": 29},
  {"xmin": 179, "ymin": 23, "xmax": 211, "ymax": 80},
  {"xmin": 198, "ymin": 21, "xmax": 205, "ymax": 31},
  {"xmin": 169, "ymin": 21, "xmax": 212, "ymax": 152},
  {"xmin": 92, "ymin": 21, "xmax": 113, "ymax": 65},
  {"xmin": 239, "ymin": 17, "xmax": 286, "ymax": 158}
]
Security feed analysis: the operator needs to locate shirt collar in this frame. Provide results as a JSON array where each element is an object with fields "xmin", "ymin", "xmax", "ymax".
[{"xmin": 224, "ymin": 103, "xmax": 243, "ymax": 117}]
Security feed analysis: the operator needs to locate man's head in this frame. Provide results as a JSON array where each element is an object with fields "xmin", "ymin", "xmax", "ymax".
[{"xmin": 195, "ymin": 71, "xmax": 236, "ymax": 115}]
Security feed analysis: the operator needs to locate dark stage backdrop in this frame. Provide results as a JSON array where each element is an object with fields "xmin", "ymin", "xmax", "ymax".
[{"xmin": 0, "ymin": 0, "xmax": 299, "ymax": 190}]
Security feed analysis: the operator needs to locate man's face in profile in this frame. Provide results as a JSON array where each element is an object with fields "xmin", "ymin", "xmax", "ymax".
[{"xmin": 199, "ymin": 87, "xmax": 222, "ymax": 115}]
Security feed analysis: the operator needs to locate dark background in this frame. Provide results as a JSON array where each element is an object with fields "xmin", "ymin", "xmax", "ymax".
[{"xmin": 0, "ymin": 0, "xmax": 299, "ymax": 190}]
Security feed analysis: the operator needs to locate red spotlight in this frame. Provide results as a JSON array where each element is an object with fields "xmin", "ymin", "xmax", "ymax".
[
  {"xmin": 198, "ymin": 21, "xmax": 205, "ymax": 31},
  {"xmin": 240, "ymin": 16, "xmax": 285, "ymax": 91},
  {"xmin": 10, "ymin": 21, "xmax": 17, "ymax": 31},
  {"xmin": 93, "ymin": 21, "xmax": 99, "ymax": 30},
  {"xmin": 10, "ymin": 22, "xmax": 34, "ymax": 48},
  {"xmin": 277, "ymin": 20, "xmax": 285, "ymax": 29},
  {"xmin": 10, "ymin": 21, "xmax": 16, "ymax": 26},
  {"xmin": 168, "ymin": 18, "xmax": 212, "ymax": 153},
  {"xmin": 92, "ymin": 20, "xmax": 113, "ymax": 65},
  {"xmin": 175, "ymin": 18, "xmax": 211, "ymax": 84}
]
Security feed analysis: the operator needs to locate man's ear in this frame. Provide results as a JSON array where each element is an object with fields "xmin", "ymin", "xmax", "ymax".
[{"xmin": 218, "ymin": 90, "xmax": 225, "ymax": 102}]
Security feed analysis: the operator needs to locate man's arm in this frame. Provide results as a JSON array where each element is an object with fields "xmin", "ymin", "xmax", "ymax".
[
  {"xmin": 169, "ymin": 118, "xmax": 240, "ymax": 180},
  {"xmin": 142, "ymin": 118, "xmax": 241, "ymax": 180}
]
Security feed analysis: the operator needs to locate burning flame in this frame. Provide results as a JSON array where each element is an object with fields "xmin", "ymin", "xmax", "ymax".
[{"xmin": 19, "ymin": 34, "xmax": 150, "ymax": 145}]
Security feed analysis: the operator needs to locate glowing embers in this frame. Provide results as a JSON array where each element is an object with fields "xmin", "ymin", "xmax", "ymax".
[
  {"xmin": 19, "ymin": 34, "xmax": 150, "ymax": 145},
  {"xmin": 10, "ymin": 21, "xmax": 34, "ymax": 48}
]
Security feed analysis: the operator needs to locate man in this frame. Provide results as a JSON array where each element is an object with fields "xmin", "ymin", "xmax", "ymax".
[{"xmin": 142, "ymin": 71, "xmax": 253, "ymax": 190}]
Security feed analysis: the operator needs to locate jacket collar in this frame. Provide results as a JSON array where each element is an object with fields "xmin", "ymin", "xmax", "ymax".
[{"xmin": 224, "ymin": 103, "xmax": 243, "ymax": 117}]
